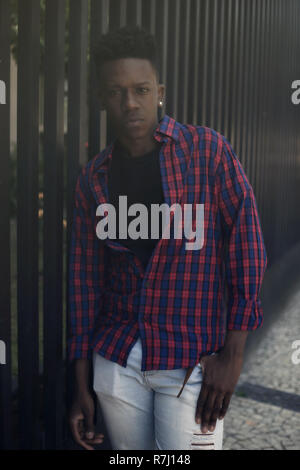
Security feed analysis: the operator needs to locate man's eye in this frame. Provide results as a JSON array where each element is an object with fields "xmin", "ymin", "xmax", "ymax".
[{"xmin": 137, "ymin": 87, "xmax": 149, "ymax": 94}]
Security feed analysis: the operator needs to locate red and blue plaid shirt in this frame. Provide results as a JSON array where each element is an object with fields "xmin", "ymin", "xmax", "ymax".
[{"xmin": 68, "ymin": 114, "xmax": 268, "ymax": 374}]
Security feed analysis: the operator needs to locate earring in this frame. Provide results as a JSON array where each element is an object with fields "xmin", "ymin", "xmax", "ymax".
[{"xmin": 159, "ymin": 100, "xmax": 163, "ymax": 107}]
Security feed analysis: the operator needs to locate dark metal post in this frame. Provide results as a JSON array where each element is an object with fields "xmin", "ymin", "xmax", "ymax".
[
  {"xmin": 89, "ymin": 0, "xmax": 109, "ymax": 160},
  {"xmin": 43, "ymin": 0, "xmax": 65, "ymax": 449},
  {"xmin": 65, "ymin": 0, "xmax": 89, "ymax": 448},
  {"xmin": 17, "ymin": 0, "xmax": 41, "ymax": 449},
  {"xmin": 0, "ymin": 0, "xmax": 12, "ymax": 450}
]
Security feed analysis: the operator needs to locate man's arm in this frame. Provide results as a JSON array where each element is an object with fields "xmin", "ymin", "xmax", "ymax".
[
  {"xmin": 195, "ymin": 137, "xmax": 268, "ymax": 433},
  {"xmin": 68, "ymin": 167, "xmax": 106, "ymax": 449},
  {"xmin": 68, "ymin": 167, "xmax": 106, "ymax": 362},
  {"xmin": 217, "ymin": 137, "xmax": 268, "ymax": 331}
]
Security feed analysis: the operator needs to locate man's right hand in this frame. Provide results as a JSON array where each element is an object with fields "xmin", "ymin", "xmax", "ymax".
[{"xmin": 69, "ymin": 390, "xmax": 104, "ymax": 450}]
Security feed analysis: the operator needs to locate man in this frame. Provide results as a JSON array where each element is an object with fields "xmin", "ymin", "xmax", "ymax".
[{"xmin": 68, "ymin": 26, "xmax": 267, "ymax": 451}]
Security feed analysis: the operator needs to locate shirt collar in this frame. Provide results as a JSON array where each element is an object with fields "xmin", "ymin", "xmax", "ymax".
[
  {"xmin": 153, "ymin": 114, "xmax": 181, "ymax": 143},
  {"xmin": 93, "ymin": 114, "xmax": 181, "ymax": 172}
]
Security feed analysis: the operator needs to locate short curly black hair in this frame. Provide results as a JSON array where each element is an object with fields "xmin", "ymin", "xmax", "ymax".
[{"xmin": 93, "ymin": 26, "xmax": 160, "ymax": 83}]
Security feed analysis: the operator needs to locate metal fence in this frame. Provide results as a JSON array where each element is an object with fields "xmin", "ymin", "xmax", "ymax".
[{"xmin": 0, "ymin": 0, "xmax": 300, "ymax": 449}]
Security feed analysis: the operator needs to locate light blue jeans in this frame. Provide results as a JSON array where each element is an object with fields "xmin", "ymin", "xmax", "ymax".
[{"xmin": 93, "ymin": 337, "xmax": 224, "ymax": 450}]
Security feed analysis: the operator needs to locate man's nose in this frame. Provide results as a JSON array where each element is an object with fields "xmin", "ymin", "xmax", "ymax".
[{"xmin": 122, "ymin": 90, "xmax": 139, "ymax": 110}]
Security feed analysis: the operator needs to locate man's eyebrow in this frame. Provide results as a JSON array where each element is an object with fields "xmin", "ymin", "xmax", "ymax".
[
  {"xmin": 135, "ymin": 81, "xmax": 152, "ymax": 86},
  {"xmin": 106, "ymin": 81, "xmax": 152, "ymax": 87}
]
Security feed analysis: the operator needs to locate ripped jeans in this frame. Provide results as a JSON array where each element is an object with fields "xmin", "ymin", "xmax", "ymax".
[{"xmin": 93, "ymin": 337, "xmax": 224, "ymax": 450}]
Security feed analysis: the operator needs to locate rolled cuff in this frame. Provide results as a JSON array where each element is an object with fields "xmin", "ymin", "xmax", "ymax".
[
  {"xmin": 67, "ymin": 334, "xmax": 92, "ymax": 362},
  {"xmin": 226, "ymin": 297, "xmax": 264, "ymax": 331}
]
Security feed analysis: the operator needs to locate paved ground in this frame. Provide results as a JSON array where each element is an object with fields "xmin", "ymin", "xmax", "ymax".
[{"xmin": 222, "ymin": 287, "xmax": 300, "ymax": 450}]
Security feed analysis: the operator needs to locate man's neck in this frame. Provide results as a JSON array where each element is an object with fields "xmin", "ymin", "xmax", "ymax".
[{"xmin": 116, "ymin": 133, "xmax": 159, "ymax": 158}]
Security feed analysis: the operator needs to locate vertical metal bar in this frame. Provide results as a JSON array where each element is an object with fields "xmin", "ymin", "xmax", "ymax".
[
  {"xmin": 288, "ymin": 0, "xmax": 299, "ymax": 248},
  {"xmin": 233, "ymin": 0, "xmax": 245, "ymax": 160},
  {"xmin": 296, "ymin": 0, "xmax": 300, "ymax": 242},
  {"xmin": 227, "ymin": 0, "xmax": 240, "ymax": 151},
  {"xmin": 262, "ymin": 0, "xmax": 274, "ymax": 260},
  {"xmin": 222, "ymin": 0, "xmax": 233, "ymax": 139},
  {"xmin": 109, "ymin": 0, "xmax": 123, "ymax": 30},
  {"xmin": 89, "ymin": 0, "xmax": 109, "ymax": 160},
  {"xmin": 278, "ymin": 0, "xmax": 287, "ymax": 254},
  {"xmin": 106, "ymin": 0, "xmax": 123, "ymax": 144},
  {"xmin": 165, "ymin": 0, "xmax": 180, "ymax": 119},
  {"xmin": 189, "ymin": 0, "xmax": 201, "ymax": 125},
  {"xmin": 269, "ymin": 0, "xmax": 281, "ymax": 261},
  {"xmin": 214, "ymin": 0, "xmax": 226, "ymax": 134},
  {"xmin": 293, "ymin": 0, "xmax": 300, "ymax": 244},
  {"xmin": 282, "ymin": 0, "xmax": 292, "ymax": 253},
  {"xmin": 263, "ymin": 0, "xmax": 273, "ymax": 262},
  {"xmin": 154, "ymin": 0, "xmax": 168, "ymax": 95},
  {"xmin": 247, "ymin": 0, "xmax": 258, "ymax": 186},
  {"xmin": 240, "ymin": 0, "xmax": 252, "ymax": 174},
  {"xmin": 288, "ymin": 1, "xmax": 295, "ymax": 247},
  {"xmin": 141, "ymin": 0, "xmax": 156, "ymax": 35},
  {"xmin": 177, "ymin": 0, "xmax": 191, "ymax": 123},
  {"xmin": 17, "ymin": 0, "xmax": 41, "ymax": 449},
  {"xmin": 126, "ymin": 0, "xmax": 142, "ymax": 26},
  {"xmin": 208, "ymin": 0, "xmax": 220, "ymax": 131},
  {"xmin": 265, "ymin": 0, "xmax": 277, "ymax": 264},
  {"xmin": 200, "ymin": 0, "xmax": 211, "ymax": 126},
  {"xmin": 67, "ymin": 0, "xmax": 89, "ymax": 224},
  {"xmin": 66, "ymin": 0, "xmax": 89, "ymax": 447},
  {"xmin": 0, "ymin": 0, "xmax": 12, "ymax": 450},
  {"xmin": 252, "ymin": 0, "xmax": 264, "ymax": 204},
  {"xmin": 259, "ymin": 0, "xmax": 270, "ymax": 224},
  {"xmin": 43, "ymin": 0, "xmax": 65, "ymax": 449},
  {"xmin": 255, "ymin": 0, "xmax": 267, "ymax": 211}
]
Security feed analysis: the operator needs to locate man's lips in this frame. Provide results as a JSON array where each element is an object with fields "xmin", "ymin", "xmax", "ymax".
[
  {"xmin": 124, "ymin": 118, "xmax": 144, "ymax": 127},
  {"xmin": 125, "ymin": 117, "xmax": 144, "ymax": 123}
]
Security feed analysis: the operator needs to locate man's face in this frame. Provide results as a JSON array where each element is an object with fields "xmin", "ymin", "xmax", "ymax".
[{"xmin": 99, "ymin": 58, "xmax": 165, "ymax": 142}]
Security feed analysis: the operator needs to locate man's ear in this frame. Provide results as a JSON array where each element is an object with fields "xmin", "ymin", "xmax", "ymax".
[{"xmin": 158, "ymin": 83, "xmax": 166, "ymax": 103}]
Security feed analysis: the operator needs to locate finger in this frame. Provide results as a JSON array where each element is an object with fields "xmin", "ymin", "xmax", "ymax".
[
  {"xmin": 70, "ymin": 418, "xmax": 94, "ymax": 450},
  {"xmin": 195, "ymin": 383, "xmax": 209, "ymax": 424},
  {"xmin": 70, "ymin": 417, "xmax": 83, "ymax": 443},
  {"xmin": 200, "ymin": 389, "xmax": 217, "ymax": 433},
  {"xmin": 219, "ymin": 392, "xmax": 232, "ymax": 419},
  {"xmin": 208, "ymin": 394, "xmax": 225, "ymax": 431},
  {"xmin": 84, "ymin": 436, "xmax": 104, "ymax": 445},
  {"xmin": 78, "ymin": 419, "xmax": 84, "ymax": 435},
  {"xmin": 199, "ymin": 357, "xmax": 206, "ymax": 370},
  {"xmin": 85, "ymin": 433, "xmax": 104, "ymax": 443},
  {"xmin": 78, "ymin": 439, "xmax": 96, "ymax": 451},
  {"xmin": 84, "ymin": 408, "xmax": 96, "ymax": 440}
]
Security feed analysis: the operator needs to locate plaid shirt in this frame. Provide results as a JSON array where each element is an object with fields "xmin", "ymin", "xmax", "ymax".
[{"xmin": 68, "ymin": 114, "xmax": 267, "ymax": 385}]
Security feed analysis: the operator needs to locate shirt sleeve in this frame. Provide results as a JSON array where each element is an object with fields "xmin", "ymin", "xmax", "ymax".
[
  {"xmin": 217, "ymin": 137, "xmax": 268, "ymax": 331},
  {"xmin": 67, "ymin": 166, "xmax": 107, "ymax": 362}
]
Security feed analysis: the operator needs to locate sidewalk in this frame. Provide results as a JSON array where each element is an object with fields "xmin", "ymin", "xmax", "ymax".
[{"xmin": 223, "ymin": 287, "xmax": 300, "ymax": 450}]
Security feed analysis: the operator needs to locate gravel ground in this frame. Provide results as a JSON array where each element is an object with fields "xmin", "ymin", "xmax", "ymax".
[{"xmin": 223, "ymin": 288, "xmax": 300, "ymax": 450}]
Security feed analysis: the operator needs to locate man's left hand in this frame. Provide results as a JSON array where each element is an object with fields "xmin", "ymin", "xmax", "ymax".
[{"xmin": 195, "ymin": 350, "xmax": 244, "ymax": 433}]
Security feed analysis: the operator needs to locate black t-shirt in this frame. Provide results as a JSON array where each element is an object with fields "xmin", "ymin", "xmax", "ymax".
[{"xmin": 108, "ymin": 140, "xmax": 165, "ymax": 269}]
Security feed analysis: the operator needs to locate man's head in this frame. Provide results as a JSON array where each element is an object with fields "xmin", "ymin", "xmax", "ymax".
[{"xmin": 93, "ymin": 26, "xmax": 165, "ymax": 144}]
